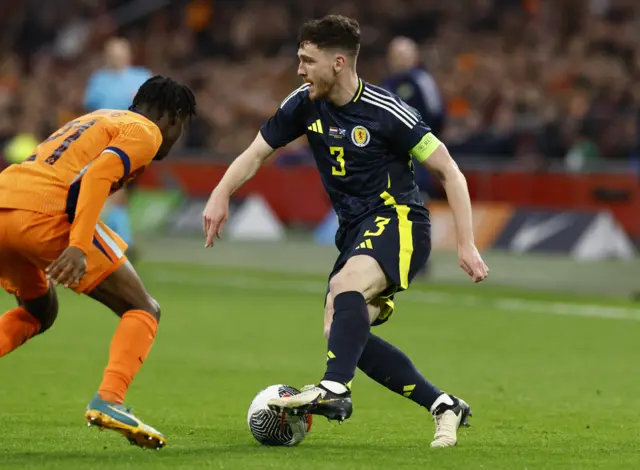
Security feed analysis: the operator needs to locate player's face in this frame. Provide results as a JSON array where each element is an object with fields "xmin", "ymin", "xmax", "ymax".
[
  {"xmin": 155, "ymin": 116, "xmax": 187, "ymax": 160},
  {"xmin": 297, "ymin": 43, "xmax": 339, "ymax": 100}
]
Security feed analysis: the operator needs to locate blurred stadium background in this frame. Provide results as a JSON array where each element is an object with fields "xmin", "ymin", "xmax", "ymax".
[
  {"xmin": 2, "ymin": 0, "xmax": 638, "ymax": 298},
  {"xmin": 2, "ymin": 1, "xmax": 640, "ymax": 468}
]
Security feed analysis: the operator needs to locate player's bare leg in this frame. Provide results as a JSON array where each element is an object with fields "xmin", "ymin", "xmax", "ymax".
[
  {"xmin": 323, "ymin": 281, "xmax": 471, "ymax": 447},
  {"xmin": 0, "ymin": 283, "xmax": 58, "ymax": 357},
  {"xmin": 84, "ymin": 259, "xmax": 165, "ymax": 450}
]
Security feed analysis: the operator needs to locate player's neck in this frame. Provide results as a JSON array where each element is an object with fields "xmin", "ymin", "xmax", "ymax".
[{"xmin": 328, "ymin": 72, "xmax": 360, "ymax": 107}]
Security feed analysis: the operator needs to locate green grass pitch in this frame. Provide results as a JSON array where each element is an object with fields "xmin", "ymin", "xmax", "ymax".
[{"xmin": 1, "ymin": 261, "xmax": 639, "ymax": 469}]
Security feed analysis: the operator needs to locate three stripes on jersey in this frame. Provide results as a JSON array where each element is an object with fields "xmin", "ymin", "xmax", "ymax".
[{"xmin": 282, "ymin": 82, "xmax": 419, "ymax": 131}]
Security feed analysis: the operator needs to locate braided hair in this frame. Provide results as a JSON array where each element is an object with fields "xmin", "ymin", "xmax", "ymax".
[{"xmin": 131, "ymin": 75, "xmax": 196, "ymax": 121}]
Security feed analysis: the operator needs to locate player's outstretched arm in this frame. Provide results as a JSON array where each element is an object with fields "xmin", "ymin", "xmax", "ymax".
[
  {"xmin": 202, "ymin": 132, "xmax": 274, "ymax": 247},
  {"xmin": 420, "ymin": 141, "xmax": 489, "ymax": 283},
  {"xmin": 210, "ymin": 132, "xmax": 274, "ymax": 198}
]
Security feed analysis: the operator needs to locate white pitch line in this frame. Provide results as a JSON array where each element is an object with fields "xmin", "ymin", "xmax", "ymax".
[{"xmin": 147, "ymin": 272, "xmax": 640, "ymax": 322}]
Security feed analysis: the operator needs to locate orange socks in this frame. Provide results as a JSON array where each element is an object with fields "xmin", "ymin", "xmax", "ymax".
[
  {"xmin": 0, "ymin": 307, "xmax": 158, "ymax": 405},
  {"xmin": 0, "ymin": 307, "xmax": 41, "ymax": 357},
  {"xmin": 98, "ymin": 310, "xmax": 158, "ymax": 404}
]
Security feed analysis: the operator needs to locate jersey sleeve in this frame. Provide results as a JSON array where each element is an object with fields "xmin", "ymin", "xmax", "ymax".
[
  {"xmin": 68, "ymin": 122, "xmax": 162, "ymax": 253},
  {"xmin": 259, "ymin": 86, "xmax": 308, "ymax": 149},
  {"xmin": 103, "ymin": 122, "xmax": 163, "ymax": 175},
  {"xmin": 389, "ymin": 100, "xmax": 441, "ymax": 163}
]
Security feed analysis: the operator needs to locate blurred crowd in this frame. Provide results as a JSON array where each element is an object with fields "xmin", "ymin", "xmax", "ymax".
[{"xmin": 1, "ymin": 0, "xmax": 639, "ymax": 170}]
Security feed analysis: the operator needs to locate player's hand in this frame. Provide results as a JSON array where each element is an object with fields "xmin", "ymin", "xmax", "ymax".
[
  {"xmin": 203, "ymin": 190, "xmax": 230, "ymax": 247},
  {"xmin": 45, "ymin": 246, "xmax": 87, "ymax": 288},
  {"xmin": 457, "ymin": 242, "xmax": 489, "ymax": 283}
]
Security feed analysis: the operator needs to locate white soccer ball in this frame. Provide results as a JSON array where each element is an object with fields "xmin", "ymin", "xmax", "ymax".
[{"xmin": 247, "ymin": 384, "xmax": 312, "ymax": 446}]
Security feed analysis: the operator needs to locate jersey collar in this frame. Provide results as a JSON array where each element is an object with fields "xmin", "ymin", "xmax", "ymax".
[
  {"xmin": 351, "ymin": 78, "xmax": 364, "ymax": 103},
  {"xmin": 328, "ymin": 78, "xmax": 364, "ymax": 110}
]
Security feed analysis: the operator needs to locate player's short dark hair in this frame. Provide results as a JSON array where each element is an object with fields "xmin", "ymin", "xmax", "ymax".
[
  {"xmin": 131, "ymin": 75, "xmax": 196, "ymax": 122},
  {"xmin": 298, "ymin": 15, "xmax": 360, "ymax": 58}
]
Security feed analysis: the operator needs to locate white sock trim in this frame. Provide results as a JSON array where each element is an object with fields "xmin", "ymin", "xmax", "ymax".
[
  {"xmin": 320, "ymin": 380, "xmax": 349, "ymax": 395},
  {"xmin": 430, "ymin": 393, "xmax": 454, "ymax": 413}
]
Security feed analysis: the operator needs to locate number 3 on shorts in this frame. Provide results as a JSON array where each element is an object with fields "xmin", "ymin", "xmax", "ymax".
[{"xmin": 364, "ymin": 216, "xmax": 391, "ymax": 237}]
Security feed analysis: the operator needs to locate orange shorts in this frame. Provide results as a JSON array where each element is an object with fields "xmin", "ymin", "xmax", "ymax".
[{"xmin": 0, "ymin": 209, "xmax": 128, "ymax": 300}]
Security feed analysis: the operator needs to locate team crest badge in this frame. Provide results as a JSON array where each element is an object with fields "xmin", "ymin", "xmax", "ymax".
[{"xmin": 351, "ymin": 125, "xmax": 370, "ymax": 147}]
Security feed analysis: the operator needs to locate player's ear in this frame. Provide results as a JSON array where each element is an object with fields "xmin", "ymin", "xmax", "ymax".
[{"xmin": 333, "ymin": 54, "xmax": 346, "ymax": 73}]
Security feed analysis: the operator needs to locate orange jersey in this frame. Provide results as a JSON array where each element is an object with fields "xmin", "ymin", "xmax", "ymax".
[{"xmin": 0, "ymin": 110, "xmax": 162, "ymax": 254}]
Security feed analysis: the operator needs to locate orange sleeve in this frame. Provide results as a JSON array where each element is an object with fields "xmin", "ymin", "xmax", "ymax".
[{"xmin": 68, "ymin": 122, "xmax": 162, "ymax": 254}]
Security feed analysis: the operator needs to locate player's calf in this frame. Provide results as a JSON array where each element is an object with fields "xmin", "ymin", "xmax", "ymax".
[
  {"xmin": 357, "ymin": 333, "xmax": 472, "ymax": 446},
  {"xmin": 270, "ymin": 256, "xmax": 391, "ymax": 422},
  {"xmin": 89, "ymin": 267, "xmax": 160, "ymax": 322},
  {"xmin": 89, "ymin": 261, "xmax": 161, "ymax": 404},
  {"xmin": 0, "ymin": 284, "xmax": 58, "ymax": 357},
  {"xmin": 84, "ymin": 261, "xmax": 165, "ymax": 448},
  {"xmin": 0, "ymin": 307, "xmax": 41, "ymax": 357},
  {"xmin": 323, "ymin": 255, "xmax": 389, "ymax": 391},
  {"xmin": 322, "ymin": 289, "xmax": 370, "ymax": 397}
]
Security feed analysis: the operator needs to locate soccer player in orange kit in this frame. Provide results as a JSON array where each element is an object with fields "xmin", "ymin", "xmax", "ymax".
[{"xmin": 0, "ymin": 75, "xmax": 196, "ymax": 450}]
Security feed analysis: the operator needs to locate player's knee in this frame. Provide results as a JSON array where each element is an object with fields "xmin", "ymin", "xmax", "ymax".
[
  {"xmin": 123, "ymin": 292, "xmax": 161, "ymax": 323},
  {"xmin": 330, "ymin": 257, "xmax": 388, "ymax": 301},
  {"xmin": 329, "ymin": 270, "xmax": 359, "ymax": 297},
  {"xmin": 329, "ymin": 268, "xmax": 372, "ymax": 300},
  {"xmin": 29, "ymin": 305, "xmax": 58, "ymax": 334},
  {"xmin": 136, "ymin": 295, "xmax": 161, "ymax": 323},
  {"xmin": 150, "ymin": 297, "xmax": 161, "ymax": 322},
  {"xmin": 22, "ymin": 286, "xmax": 59, "ymax": 334}
]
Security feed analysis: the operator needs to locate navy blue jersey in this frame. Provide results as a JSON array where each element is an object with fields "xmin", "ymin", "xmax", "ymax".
[{"xmin": 260, "ymin": 79, "xmax": 432, "ymax": 227}]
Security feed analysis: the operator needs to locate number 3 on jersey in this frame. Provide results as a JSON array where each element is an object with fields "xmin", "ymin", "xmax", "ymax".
[{"xmin": 330, "ymin": 146, "xmax": 346, "ymax": 176}]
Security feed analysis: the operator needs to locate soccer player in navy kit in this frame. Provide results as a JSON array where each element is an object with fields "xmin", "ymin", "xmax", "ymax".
[{"xmin": 203, "ymin": 15, "xmax": 488, "ymax": 448}]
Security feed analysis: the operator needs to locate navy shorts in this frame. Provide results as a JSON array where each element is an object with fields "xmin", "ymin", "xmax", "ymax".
[{"xmin": 326, "ymin": 207, "xmax": 431, "ymax": 325}]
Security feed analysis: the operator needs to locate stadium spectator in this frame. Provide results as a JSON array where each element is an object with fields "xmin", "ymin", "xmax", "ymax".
[
  {"xmin": 0, "ymin": 0, "xmax": 638, "ymax": 171},
  {"xmin": 84, "ymin": 38, "xmax": 151, "ymax": 113},
  {"xmin": 83, "ymin": 37, "xmax": 151, "ymax": 260},
  {"xmin": 382, "ymin": 36, "xmax": 445, "ymax": 197}
]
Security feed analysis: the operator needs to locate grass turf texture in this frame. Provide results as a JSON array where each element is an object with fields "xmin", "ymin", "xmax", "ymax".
[{"xmin": 0, "ymin": 261, "xmax": 638, "ymax": 469}]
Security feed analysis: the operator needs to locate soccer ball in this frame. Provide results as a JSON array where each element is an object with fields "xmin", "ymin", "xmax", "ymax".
[{"xmin": 247, "ymin": 384, "xmax": 312, "ymax": 446}]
